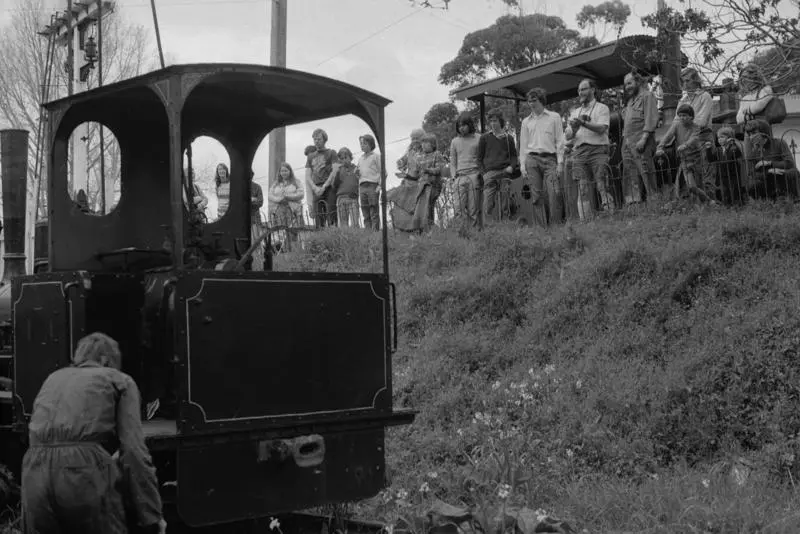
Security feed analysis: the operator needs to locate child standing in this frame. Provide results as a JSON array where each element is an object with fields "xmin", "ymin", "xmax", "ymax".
[
  {"xmin": 411, "ymin": 133, "xmax": 445, "ymax": 232},
  {"xmin": 319, "ymin": 147, "xmax": 360, "ymax": 228},
  {"xmin": 656, "ymin": 104, "xmax": 713, "ymax": 203}
]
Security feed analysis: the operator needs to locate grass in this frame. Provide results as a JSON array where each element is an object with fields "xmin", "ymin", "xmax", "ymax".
[{"xmin": 286, "ymin": 204, "xmax": 800, "ymax": 533}]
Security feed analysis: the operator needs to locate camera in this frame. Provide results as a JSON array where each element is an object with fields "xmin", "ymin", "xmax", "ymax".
[{"xmin": 580, "ymin": 114, "xmax": 591, "ymax": 123}]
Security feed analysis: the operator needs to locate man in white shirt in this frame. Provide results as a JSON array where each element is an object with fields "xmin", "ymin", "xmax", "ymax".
[
  {"xmin": 519, "ymin": 87, "xmax": 565, "ymax": 227},
  {"xmin": 565, "ymin": 78, "xmax": 613, "ymax": 220}
]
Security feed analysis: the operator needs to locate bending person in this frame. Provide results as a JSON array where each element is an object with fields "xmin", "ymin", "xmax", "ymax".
[{"xmin": 21, "ymin": 332, "xmax": 165, "ymax": 534}]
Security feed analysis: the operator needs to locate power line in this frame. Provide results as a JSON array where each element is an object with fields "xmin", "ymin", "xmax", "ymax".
[
  {"xmin": 0, "ymin": 0, "xmax": 264, "ymax": 13},
  {"xmin": 315, "ymin": 7, "xmax": 424, "ymax": 67}
]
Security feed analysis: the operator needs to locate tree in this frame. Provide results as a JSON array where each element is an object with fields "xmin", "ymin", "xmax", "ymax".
[
  {"xmin": 438, "ymin": 13, "xmax": 599, "ymax": 88},
  {"xmin": 576, "ymin": 0, "xmax": 631, "ymax": 43},
  {"xmin": 422, "ymin": 102, "xmax": 460, "ymax": 158},
  {"xmin": 0, "ymin": 0, "xmax": 155, "ymax": 269},
  {"xmin": 641, "ymin": 0, "xmax": 800, "ymax": 91}
]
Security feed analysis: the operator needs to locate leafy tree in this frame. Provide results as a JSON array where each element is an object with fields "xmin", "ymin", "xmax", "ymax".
[
  {"xmin": 576, "ymin": 0, "xmax": 631, "ymax": 43},
  {"xmin": 641, "ymin": 0, "xmax": 800, "ymax": 92},
  {"xmin": 438, "ymin": 13, "xmax": 599, "ymax": 88}
]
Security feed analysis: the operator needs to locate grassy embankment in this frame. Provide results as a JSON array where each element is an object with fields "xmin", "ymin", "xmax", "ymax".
[{"xmin": 285, "ymin": 203, "xmax": 800, "ymax": 533}]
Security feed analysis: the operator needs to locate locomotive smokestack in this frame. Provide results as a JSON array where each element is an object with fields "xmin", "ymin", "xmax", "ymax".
[{"xmin": 1, "ymin": 129, "xmax": 29, "ymax": 283}]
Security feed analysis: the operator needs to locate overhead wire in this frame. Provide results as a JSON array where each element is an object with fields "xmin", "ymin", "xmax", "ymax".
[{"xmin": 315, "ymin": 7, "xmax": 424, "ymax": 67}]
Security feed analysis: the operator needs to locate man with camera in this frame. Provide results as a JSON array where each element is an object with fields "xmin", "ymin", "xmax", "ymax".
[{"xmin": 565, "ymin": 79, "xmax": 613, "ymax": 221}]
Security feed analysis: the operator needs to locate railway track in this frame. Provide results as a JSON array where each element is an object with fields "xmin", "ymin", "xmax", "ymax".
[{"xmin": 164, "ymin": 511, "xmax": 388, "ymax": 534}]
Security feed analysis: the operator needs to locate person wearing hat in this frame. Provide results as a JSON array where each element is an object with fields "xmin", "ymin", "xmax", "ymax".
[
  {"xmin": 743, "ymin": 118, "xmax": 798, "ymax": 199},
  {"xmin": 396, "ymin": 128, "xmax": 426, "ymax": 184},
  {"xmin": 388, "ymin": 128, "xmax": 427, "ymax": 231},
  {"xmin": 656, "ymin": 103, "xmax": 713, "ymax": 203}
]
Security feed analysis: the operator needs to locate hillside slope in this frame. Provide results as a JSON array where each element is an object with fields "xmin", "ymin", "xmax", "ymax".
[{"xmin": 288, "ymin": 207, "xmax": 800, "ymax": 533}]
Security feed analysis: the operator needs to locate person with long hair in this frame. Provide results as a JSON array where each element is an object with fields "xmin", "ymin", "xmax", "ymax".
[
  {"xmin": 268, "ymin": 162, "xmax": 305, "ymax": 244},
  {"xmin": 215, "ymin": 162, "xmax": 231, "ymax": 219},
  {"xmin": 450, "ymin": 113, "xmax": 483, "ymax": 228}
]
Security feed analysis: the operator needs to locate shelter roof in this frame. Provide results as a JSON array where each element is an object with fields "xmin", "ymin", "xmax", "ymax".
[{"xmin": 451, "ymin": 35, "xmax": 666, "ymax": 105}]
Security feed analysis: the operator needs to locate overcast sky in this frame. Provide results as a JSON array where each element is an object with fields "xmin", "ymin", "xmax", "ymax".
[{"xmin": 1, "ymin": 0, "xmax": 671, "ymax": 214}]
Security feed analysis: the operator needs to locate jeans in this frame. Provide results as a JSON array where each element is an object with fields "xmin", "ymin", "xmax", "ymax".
[
  {"xmin": 359, "ymin": 182, "xmax": 380, "ymax": 230},
  {"xmin": 454, "ymin": 171, "xmax": 483, "ymax": 228},
  {"xmin": 622, "ymin": 137, "xmax": 658, "ymax": 203},
  {"xmin": 337, "ymin": 196, "xmax": 360, "ymax": 228},
  {"xmin": 524, "ymin": 153, "xmax": 561, "ymax": 226},
  {"xmin": 482, "ymin": 169, "xmax": 512, "ymax": 222}
]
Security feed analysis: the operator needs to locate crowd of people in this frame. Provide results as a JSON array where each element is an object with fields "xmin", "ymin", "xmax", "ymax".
[
  {"xmin": 268, "ymin": 128, "xmax": 384, "ymax": 234},
  {"xmin": 390, "ymin": 62, "xmax": 798, "ymax": 232},
  {"xmin": 182, "ymin": 61, "xmax": 796, "ymax": 241}
]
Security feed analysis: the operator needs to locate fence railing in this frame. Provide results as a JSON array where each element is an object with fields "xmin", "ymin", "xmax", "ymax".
[{"xmin": 258, "ymin": 131, "xmax": 799, "ymax": 245}]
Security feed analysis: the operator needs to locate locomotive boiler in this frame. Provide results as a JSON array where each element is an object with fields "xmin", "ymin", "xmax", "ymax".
[{"xmin": 0, "ymin": 64, "xmax": 414, "ymax": 529}]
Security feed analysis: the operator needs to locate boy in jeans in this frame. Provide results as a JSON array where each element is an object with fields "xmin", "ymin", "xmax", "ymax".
[
  {"xmin": 656, "ymin": 103, "xmax": 713, "ymax": 203},
  {"xmin": 357, "ymin": 134, "xmax": 382, "ymax": 230},
  {"xmin": 318, "ymin": 147, "xmax": 360, "ymax": 228}
]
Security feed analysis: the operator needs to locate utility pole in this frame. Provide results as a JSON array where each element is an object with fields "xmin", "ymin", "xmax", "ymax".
[
  {"xmin": 657, "ymin": 0, "xmax": 681, "ymax": 126},
  {"xmin": 267, "ymin": 0, "xmax": 287, "ymax": 186},
  {"xmin": 46, "ymin": 0, "xmax": 114, "ymax": 209}
]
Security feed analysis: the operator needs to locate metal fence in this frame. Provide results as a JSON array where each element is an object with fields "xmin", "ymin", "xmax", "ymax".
[
  {"xmin": 256, "ymin": 129, "xmax": 800, "ymax": 250},
  {"xmin": 415, "ymin": 129, "xmax": 800, "ymax": 228}
]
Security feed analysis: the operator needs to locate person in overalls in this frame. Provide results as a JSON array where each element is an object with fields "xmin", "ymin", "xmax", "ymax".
[{"xmin": 21, "ymin": 332, "xmax": 165, "ymax": 534}]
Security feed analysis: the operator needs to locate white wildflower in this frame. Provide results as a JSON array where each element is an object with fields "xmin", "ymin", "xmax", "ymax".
[
  {"xmin": 575, "ymin": 379, "xmax": 583, "ymax": 389},
  {"xmin": 396, "ymin": 488, "xmax": 408, "ymax": 500},
  {"xmin": 702, "ymin": 478, "xmax": 710, "ymax": 488},
  {"xmin": 544, "ymin": 364, "xmax": 556, "ymax": 375},
  {"xmin": 492, "ymin": 380, "xmax": 501, "ymax": 390},
  {"xmin": 566, "ymin": 449, "xmax": 574, "ymax": 459},
  {"xmin": 419, "ymin": 482, "xmax": 430, "ymax": 493},
  {"xmin": 497, "ymin": 483, "xmax": 511, "ymax": 499},
  {"xmin": 427, "ymin": 471, "xmax": 439, "ymax": 479}
]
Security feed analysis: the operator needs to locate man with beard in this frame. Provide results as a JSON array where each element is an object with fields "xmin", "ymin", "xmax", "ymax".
[
  {"xmin": 621, "ymin": 72, "xmax": 660, "ymax": 204},
  {"xmin": 565, "ymin": 78, "xmax": 613, "ymax": 220}
]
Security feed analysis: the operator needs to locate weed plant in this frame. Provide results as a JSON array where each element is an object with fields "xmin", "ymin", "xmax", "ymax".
[{"xmin": 292, "ymin": 207, "xmax": 800, "ymax": 533}]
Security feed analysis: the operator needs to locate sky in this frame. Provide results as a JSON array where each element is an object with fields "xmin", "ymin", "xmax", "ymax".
[{"xmin": 0, "ymin": 0, "xmax": 675, "ymax": 217}]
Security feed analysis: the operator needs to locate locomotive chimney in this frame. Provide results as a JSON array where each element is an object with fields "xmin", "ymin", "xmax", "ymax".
[{"xmin": 0, "ymin": 129, "xmax": 29, "ymax": 283}]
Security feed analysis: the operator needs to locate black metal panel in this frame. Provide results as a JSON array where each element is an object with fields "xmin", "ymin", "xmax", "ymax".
[
  {"xmin": 12, "ymin": 272, "xmax": 88, "ymax": 419},
  {"xmin": 176, "ymin": 428, "xmax": 385, "ymax": 527},
  {"xmin": 175, "ymin": 271, "xmax": 391, "ymax": 434}
]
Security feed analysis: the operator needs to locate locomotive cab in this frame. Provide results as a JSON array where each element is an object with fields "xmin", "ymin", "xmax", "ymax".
[{"xmin": 8, "ymin": 64, "xmax": 413, "ymax": 528}]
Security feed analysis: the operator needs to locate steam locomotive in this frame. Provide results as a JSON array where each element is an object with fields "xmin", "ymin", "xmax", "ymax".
[{"xmin": 0, "ymin": 64, "xmax": 413, "ymax": 528}]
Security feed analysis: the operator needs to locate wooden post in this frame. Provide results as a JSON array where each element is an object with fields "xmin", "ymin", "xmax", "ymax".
[{"xmin": 267, "ymin": 0, "xmax": 287, "ymax": 187}]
